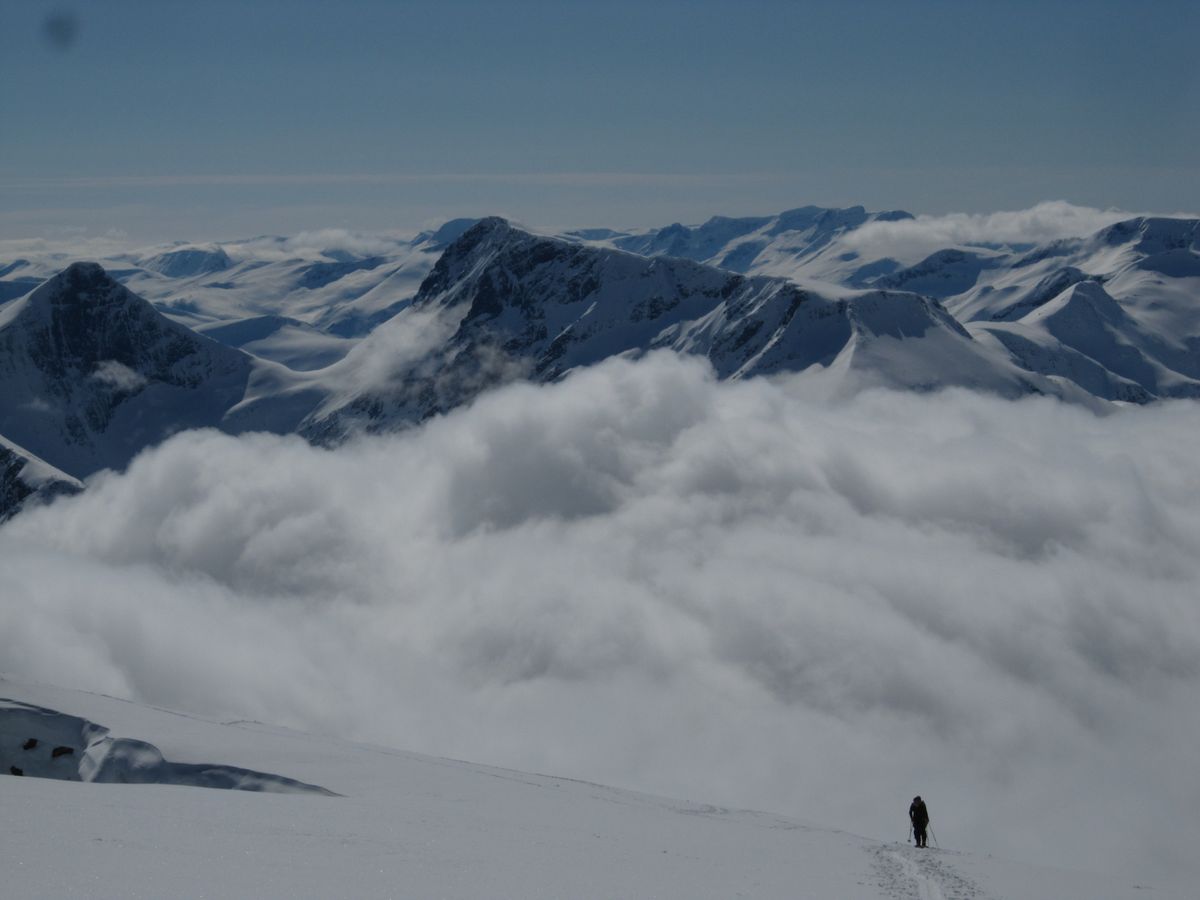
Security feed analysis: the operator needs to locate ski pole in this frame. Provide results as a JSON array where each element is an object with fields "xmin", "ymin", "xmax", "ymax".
[{"xmin": 929, "ymin": 826, "xmax": 939, "ymax": 849}]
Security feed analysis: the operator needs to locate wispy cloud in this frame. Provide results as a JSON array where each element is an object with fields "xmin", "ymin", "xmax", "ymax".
[
  {"xmin": 843, "ymin": 200, "xmax": 1193, "ymax": 259},
  {"xmin": 91, "ymin": 360, "xmax": 148, "ymax": 393}
]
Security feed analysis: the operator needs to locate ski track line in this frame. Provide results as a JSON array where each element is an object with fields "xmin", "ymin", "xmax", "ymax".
[
  {"xmin": 872, "ymin": 844, "xmax": 989, "ymax": 900},
  {"xmin": 890, "ymin": 850, "xmax": 946, "ymax": 900}
]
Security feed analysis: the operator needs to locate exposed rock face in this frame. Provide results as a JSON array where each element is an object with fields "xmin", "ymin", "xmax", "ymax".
[
  {"xmin": 301, "ymin": 219, "xmax": 1043, "ymax": 440},
  {"xmin": 0, "ymin": 435, "xmax": 81, "ymax": 523},
  {"xmin": 0, "ymin": 262, "xmax": 254, "ymax": 477}
]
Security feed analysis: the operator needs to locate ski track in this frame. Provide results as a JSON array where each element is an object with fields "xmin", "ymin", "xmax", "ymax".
[{"xmin": 872, "ymin": 844, "xmax": 990, "ymax": 900}]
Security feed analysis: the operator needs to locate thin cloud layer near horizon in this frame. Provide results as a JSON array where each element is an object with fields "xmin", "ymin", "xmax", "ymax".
[{"xmin": 2, "ymin": 0, "xmax": 1198, "ymax": 239}]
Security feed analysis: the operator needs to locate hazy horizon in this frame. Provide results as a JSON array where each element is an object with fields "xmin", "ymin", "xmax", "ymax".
[{"xmin": 3, "ymin": 0, "xmax": 1197, "ymax": 240}]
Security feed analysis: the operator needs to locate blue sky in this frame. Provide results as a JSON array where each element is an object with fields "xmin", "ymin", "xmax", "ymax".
[{"xmin": 1, "ymin": 0, "xmax": 1197, "ymax": 240}]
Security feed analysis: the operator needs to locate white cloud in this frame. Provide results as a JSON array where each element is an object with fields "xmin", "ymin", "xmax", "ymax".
[
  {"xmin": 280, "ymin": 229, "xmax": 410, "ymax": 259},
  {"xmin": 2, "ymin": 353, "xmax": 1199, "ymax": 885},
  {"xmin": 843, "ymin": 200, "xmax": 1184, "ymax": 260},
  {"xmin": 0, "ymin": 234, "xmax": 141, "ymax": 262},
  {"xmin": 91, "ymin": 360, "xmax": 148, "ymax": 393}
]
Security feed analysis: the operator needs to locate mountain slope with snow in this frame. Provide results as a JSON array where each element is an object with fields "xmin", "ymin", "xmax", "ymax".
[
  {"xmin": 0, "ymin": 263, "xmax": 261, "ymax": 477},
  {"xmin": 303, "ymin": 218, "xmax": 1058, "ymax": 439},
  {"xmin": 2, "ymin": 208, "xmax": 1197, "ymax": 479},
  {"xmin": 0, "ymin": 434, "xmax": 81, "ymax": 522},
  {"xmin": 578, "ymin": 205, "xmax": 916, "ymax": 281},
  {"xmin": 588, "ymin": 209, "xmax": 1200, "ymax": 404},
  {"xmin": 0, "ymin": 678, "xmax": 1181, "ymax": 900},
  {"xmin": 943, "ymin": 218, "xmax": 1200, "ymax": 400},
  {"xmin": 118, "ymin": 227, "xmax": 463, "ymax": 342}
]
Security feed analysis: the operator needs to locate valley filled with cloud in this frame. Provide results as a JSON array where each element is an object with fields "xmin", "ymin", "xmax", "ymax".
[{"xmin": 3, "ymin": 352, "xmax": 1198, "ymax": 882}]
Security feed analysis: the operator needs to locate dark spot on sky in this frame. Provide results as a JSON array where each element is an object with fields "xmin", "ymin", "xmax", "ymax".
[{"xmin": 42, "ymin": 10, "xmax": 80, "ymax": 51}]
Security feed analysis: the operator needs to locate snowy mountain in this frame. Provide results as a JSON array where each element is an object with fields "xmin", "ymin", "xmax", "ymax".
[
  {"xmin": 1, "ymin": 209, "xmax": 1197, "ymax": 480},
  {"xmin": 0, "ymin": 262, "xmax": 259, "ymax": 477},
  {"xmin": 941, "ymin": 217, "xmax": 1200, "ymax": 401},
  {"xmin": 119, "ymin": 226, "xmax": 467, "ymax": 343},
  {"xmin": 301, "ymin": 217, "xmax": 1052, "ymax": 440},
  {"xmin": 585, "ymin": 209, "xmax": 1200, "ymax": 403},
  {"xmin": 1, "ymin": 677, "xmax": 1185, "ymax": 900},
  {"xmin": 573, "ymin": 204, "xmax": 917, "ymax": 283},
  {"xmin": 0, "ymin": 434, "xmax": 81, "ymax": 522},
  {"xmin": 142, "ymin": 244, "xmax": 234, "ymax": 278}
]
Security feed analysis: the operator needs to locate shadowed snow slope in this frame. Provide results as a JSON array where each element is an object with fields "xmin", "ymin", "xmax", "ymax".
[
  {"xmin": 0, "ymin": 678, "xmax": 1183, "ymax": 900},
  {"xmin": 0, "ymin": 433, "xmax": 81, "ymax": 522}
]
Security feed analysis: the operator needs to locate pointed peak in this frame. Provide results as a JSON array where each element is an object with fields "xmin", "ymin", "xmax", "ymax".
[
  {"xmin": 1061, "ymin": 280, "xmax": 1125, "ymax": 315},
  {"xmin": 33, "ymin": 261, "xmax": 126, "ymax": 303},
  {"xmin": 14, "ymin": 261, "xmax": 158, "ymax": 331},
  {"xmin": 60, "ymin": 260, "xmax": 110, "ymax": 284},
  {"xmin": 1025, "ymin": 278, "xmax": 1127, "ymax": 327},
  {"xmin": 1065, "ymin": 279, "xmax": 1111, "ymax": 300},
  {"xmin": 435, "ymin": 217, "xmax": 528, "ymax": 258},
  {"xmin": 16, "ymin": 263, "xmax": 127, "ymax": 318},
  {"xmin": 463, "ymin": 215, "xmax": 516, "ymax": 238},
  {"xmin": 425, "ymin": 217, "xmax": 482, "ymax": 248},
  {"xmin": 417, "ymin": 217, "xmax": 542, "ymax": 300}
]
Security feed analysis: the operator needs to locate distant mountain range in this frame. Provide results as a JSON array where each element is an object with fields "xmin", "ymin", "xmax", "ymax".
[{"xmin": 0, "ymin": 206, "xmax": 1196, "ymax": 517}]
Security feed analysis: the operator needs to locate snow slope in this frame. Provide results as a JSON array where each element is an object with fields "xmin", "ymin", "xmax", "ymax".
[
  {"xmin": 0, "ymin": 262, "xmax": 332, "ymax": 477},
  {"xmin": 952, "ymin": 218, "xmax": 1200, "ymax": 400},
  {"xmin": 0, "ymin": 433, "xmax": 81, "ymax": 522},
  {"xmin": 576, "ymin": 205, "xmax": 918, "ymax": 284},
  {"xmin": 2, "ymin": 209, "xmax": 1197, "ymax": 478},
  {"xmin": 302, "ymin": 218, "xmax": 1059, "ymax": 440},
  {"xmin": 0, "ymin": 229, "xmax": 452, "ymax": 372},
  {"xmin": 0, "ymin": 263, "xmax": 258, "ymax": 477},
  {"xmin": 0, "ymin": 678, "xmax": 1181, "ymax": 900},
  {"xmin": 120, "ymin": 227, "xmax": 462, "ymax": 342},
  {"xmin": 588, "ymin": 210, "xmax": 1200, "ymax": 404}
]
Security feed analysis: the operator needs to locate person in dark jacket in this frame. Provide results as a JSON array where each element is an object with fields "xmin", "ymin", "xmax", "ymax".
[{"xmin": 909, "ymin": 796, "xmax": 930, "ymax": 847}]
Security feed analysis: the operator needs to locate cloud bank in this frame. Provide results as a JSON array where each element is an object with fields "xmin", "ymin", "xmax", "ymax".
[
  {"xmin": 2, "ymin": 353, "xmax": 1199, "ymax": 885},
  {"xmin": 843, "ymin": 200, "xmax": 1184, "ymax": 260}
]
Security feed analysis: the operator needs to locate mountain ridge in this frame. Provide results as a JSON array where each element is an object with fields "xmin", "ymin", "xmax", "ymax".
[
  {"xmin": 2, "ymin": 206, "xmax": 1197, "ymax": 487},
  {"xmin": 300, "ymin": 216, "xmax": 1049, "ymax": 440}
]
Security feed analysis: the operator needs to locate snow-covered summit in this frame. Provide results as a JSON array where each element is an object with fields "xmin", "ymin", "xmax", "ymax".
[
  {"xmin": 580, "ymin": 204, "xmax": 915, "ymax": 278},
  {"xmin": 0, "ymin": 262, "xmax": 256, "ymax": 477},
  {"xmin": 935, "ymin": 216, "xmax": 1200, "ymax": 400},
  {"xmin": 141, "ymin": 244, "xmax": 234, "ymax": 278},
  {"xmin": 302, "ymin": 218, "xmax": 1056, "ymax": 439},
  {"xmin": 1, "ymin": 207, "xmax": 1197, "ymax": 478}
]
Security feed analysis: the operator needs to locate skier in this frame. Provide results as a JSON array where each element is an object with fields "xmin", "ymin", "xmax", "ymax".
[{"xmin": 909, "ymin": 795, "xmax": 930, "ymax": 848}]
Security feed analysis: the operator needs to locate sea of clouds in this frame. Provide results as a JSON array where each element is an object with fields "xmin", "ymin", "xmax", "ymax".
[{"xmin": 2, "ymin": 351, "xmax": 1199, "ymax": 884}]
